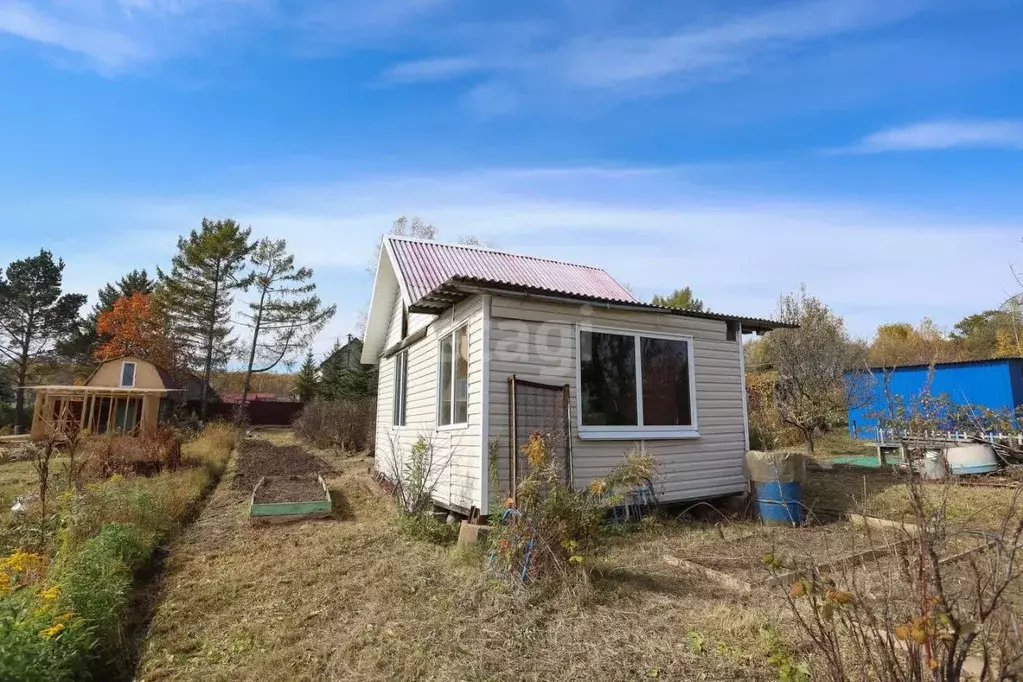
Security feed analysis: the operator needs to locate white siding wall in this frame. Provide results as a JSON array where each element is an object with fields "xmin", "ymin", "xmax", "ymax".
[
  {"xmin": 375, "ymin": 293, "xmax": 484, "ymax": 512},
  {"xmin": 488, "ymin": 296, "xmax": 747, "ymax": 503}
]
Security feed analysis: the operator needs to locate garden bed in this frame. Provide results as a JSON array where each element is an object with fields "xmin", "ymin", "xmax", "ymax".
[
  {"xmin": 249, "ymin": 475, "xmax": 331, "ymax": 522},
  {"xmin": 668, "ymin": 522, "xmax": 905, "ymax": 589},
  {"xmin": 233, "ymin": 438, "xmax": 334, "ymax": 492}
]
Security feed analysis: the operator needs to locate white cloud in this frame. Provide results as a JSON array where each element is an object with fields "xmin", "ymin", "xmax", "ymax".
[
  {"xmin": 382, "ymin": 56, "xmax": 482, "ymax": 83},
  {"xmin": 0, "ymin": 2, "xmax": 148, "ymax": 68},
  {"xmin": 847, "ymin": 119, "xmax": 1023, "ymax": 153},
  {"xmin": 0, "ymin": 0, "xmax": 452, "ymax": 71},
  {"xmin": 14, "ymin": 165, "xmax": 1022, "ymax": 353},
  {"xmin": 560, "ymin": 0, "xmax": 923, "ymax": 88}
]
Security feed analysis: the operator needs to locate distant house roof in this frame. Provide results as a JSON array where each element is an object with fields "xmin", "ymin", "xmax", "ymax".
[
  {"xmin": 847, "ymin": 357, "xmax": 1023, "ymax": 374},
  {"xmin": 362, "ymin": 236, "xmax": 792, "ymax": 363},
  {"xmin": 218, "ymin": 392, "xmax": 284, "ymax": 404},
  {"xmin": 323, "ymin": 336, "xmax": 365, "ymax": 372}
]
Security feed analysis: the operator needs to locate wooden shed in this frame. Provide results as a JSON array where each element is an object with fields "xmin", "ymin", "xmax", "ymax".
[
  {"xmin": 28, "ymin": 356, "xmax": 194, "ymax": 440},
  {"xmin": 362, "ymin": 236, "xmax": 793, "ymax": 517}
]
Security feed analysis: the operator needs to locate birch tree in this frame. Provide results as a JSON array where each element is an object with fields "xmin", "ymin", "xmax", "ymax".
[
  {"xmin": 236, "ymin": 238, "xmax": 335, "ymax": 418},
  {"xmin": 157, "ymin": 218, "xmax": 253, "ymax": 418}
]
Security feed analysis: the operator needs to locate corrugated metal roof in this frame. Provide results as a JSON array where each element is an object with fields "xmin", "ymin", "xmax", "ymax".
[{"xmin": 387, "ymin": 237, "xmax": 638, "ymax": 305}]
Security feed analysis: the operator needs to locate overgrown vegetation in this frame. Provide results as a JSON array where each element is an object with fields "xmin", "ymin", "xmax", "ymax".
[
  {"xmin": 83, "ymin": 428, "xmax": 183, "ymax": 478},
  {"xmin": 292, "ymin": 398, "xmax": 375, "ymax": 452},
  {"xmin": 489, "ymin": 432, "xmax": 656, "ymax": 588},
  {"xmin": 769, "ymin": 379, "xmax": 1023, "ymax": 680},
  {"xmin": 0, "ymin": 422, "xmax": 237, "ymax": 681}
]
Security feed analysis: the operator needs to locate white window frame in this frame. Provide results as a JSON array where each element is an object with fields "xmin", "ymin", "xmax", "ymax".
[
  {"xmin": 393, "ymin": 350, "xmax": 408, "ymax": 427},
  {"xmin": 437, "ymin": 324, "xmax": 469, "ymax": 430},
  {"xmin": 575, "ymin": 326, "xmax": 699, "ymax": 440},
  {"xmin": 119, "ymin": 361, "xmax": 137, "ymax": 388}
]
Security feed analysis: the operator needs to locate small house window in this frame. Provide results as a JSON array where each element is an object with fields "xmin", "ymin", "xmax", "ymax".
[
  {"xmin": 120, "ymin": 361, "xmax": 137, "ymax": 388},
  {"xmin": 393, "ymin": 351, "xmax": 408, "ymax": 426},
  {"xmin": 438, "ymin": 326, "xmax": 469, "ymax": 426},
  {"xmin": 577, "ymin": 328, "xmax": 697, "ymax": 439}
]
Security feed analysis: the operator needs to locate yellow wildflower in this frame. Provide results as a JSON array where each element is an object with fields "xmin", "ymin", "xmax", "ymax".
[
  {"xmin": 1, "ymin": 550, "xmax": 45, "ymax": 574},
  {"xmin": 39, "ymin": 585, "xmax": 60, "ymax": 601},
  {"xmin": 39, "ymin": 622, "xmax": 65, "ymax": 640}
]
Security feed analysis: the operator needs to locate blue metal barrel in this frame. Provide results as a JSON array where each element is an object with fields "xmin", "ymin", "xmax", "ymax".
[{"xmin": 756, "ymin": 481, "xmax": 805, "ymax": 526}]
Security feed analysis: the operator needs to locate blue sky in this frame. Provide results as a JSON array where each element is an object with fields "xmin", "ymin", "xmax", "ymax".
[{"xmin": 1, "ymin": 0, "xmax": 1022, "ymax": 357}]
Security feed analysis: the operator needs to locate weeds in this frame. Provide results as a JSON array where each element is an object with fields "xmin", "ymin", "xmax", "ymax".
[
  {"xmin": 84, "ymin": 428, "xmax": 183, "ymax": 478},
  {"xmin": 0, "ymin": 422, "xmax": 239, "ymax": 681},
  {"xmin": 489, "ymin": 432, "xmax": 656, "ymax": 587}
]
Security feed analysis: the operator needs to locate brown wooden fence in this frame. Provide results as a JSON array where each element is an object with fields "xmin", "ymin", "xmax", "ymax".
[{"xmin": 191, "ymin": 400, "xmax": 304, "ymax": 426}]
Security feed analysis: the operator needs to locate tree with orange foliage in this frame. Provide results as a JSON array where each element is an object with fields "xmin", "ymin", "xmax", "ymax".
[{"xmin": 94, "ymin": 293, "xmax": 177, "ymax": 368}]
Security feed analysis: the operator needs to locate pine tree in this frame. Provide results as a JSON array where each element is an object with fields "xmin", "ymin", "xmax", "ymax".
[
  {"xmin": 156, "ymin": 218, "xmax": 253, "ymax": 418},
  {"xmin": 59, "ymin": 268, "xmax": 156, "ymax": 363},
  {"xmin": 237, "ymin": 238, "xmax": 335, "ymax": 417},
  {"xmin": 294, "ymin": 350, "xmax": 319, "ymax": 403},
  {"xmin": 0, "ymin": 250, "xmax": 87, "ymax": 432},
  {"xmin": 651, "ymin": 286, "xmax": 705, "ymax": 312}
]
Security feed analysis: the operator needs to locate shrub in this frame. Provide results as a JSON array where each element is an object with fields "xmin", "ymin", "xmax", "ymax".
[
  {"xmin": 397, "ymin": 514, "xmax": 459, "ymax": 545},
  {"xmin": 489, "ymin": 433, "xmax": 656, "ymax": 586},
  {"xmin": 84, "ymin": 429, "xmax": 183, "ymax": 478},
  {"xmin": 0, "ymin": 580, "xmax": 92, "ymax": 682},
  {"xmin": 384, "ymin": 435, "xmax": 448, "ymax": 516},
  {"xmin": 293, "ymin": 399, "xmax": 375, "ymax": 452}
]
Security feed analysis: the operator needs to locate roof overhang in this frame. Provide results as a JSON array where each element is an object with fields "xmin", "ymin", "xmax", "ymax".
[
  {"xmin": 412, "ymin": 277, "xmax": 795, "ymax": 334},
  {"xmin": 26, "ymin": 386, "xmax": 178, "ymax": 396},
  {"xmin": 362, "ymin": 238, "xmax": 417, "ymax": 364}
]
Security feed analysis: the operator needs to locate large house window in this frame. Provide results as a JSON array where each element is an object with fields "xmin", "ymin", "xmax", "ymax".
[
  {"xmin": 393, "ymin": 351, "xmax": 408, "ymax": 426},
  {"xmin": 120, "ymin": 361, "xmax": 136, "ymax": 388},
  {"xmin": 578, "ymin": 328, "xmax": 697, "ymax": 439},
  {"xmin": 438, "ymin": 326, "xmax": 469, "ymax": 426}
]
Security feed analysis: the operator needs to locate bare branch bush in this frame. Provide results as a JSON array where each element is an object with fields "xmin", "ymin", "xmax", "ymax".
[
  {"xmin": 762, "ymin": 286, "xmax": 867, "ymax": 455},
  {"xmin": 769, "ymin": 378, "xmax": 1023, "ymax": 680},
  {"xmin": 293, "ymin": 399, "xmax": 375, "ymax": 452},
  {"xmin": 383, "ymin": 433, "xmax": 450, "ymax": 516}
]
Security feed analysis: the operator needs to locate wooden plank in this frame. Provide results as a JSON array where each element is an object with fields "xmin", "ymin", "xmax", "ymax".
[
  {"xmin": 938, "ymin": 538, "xmax": 1000, "ymax": 566},
  {"xmin": 663, "ymin": 554, "xmax": 753, "ymax": 593},
  {"xmin": 764, "ymin": 539, "xmax": 913, "ymax": 588},
  {"xmin": 250, "ymin": 500, "xmax": 332, "ymax": 517},
  {"xmin": 848, "ymin": 513, "xmax": 922, "ymax": 537},
  {"xmin": 249, "ymin": 475, "xmax": 333, "ymax": 518}
]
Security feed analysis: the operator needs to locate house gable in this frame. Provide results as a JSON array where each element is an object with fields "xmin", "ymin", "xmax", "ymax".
[{"xmin": 86, "ymin": 357, "xmax": 170, "ymax": 390}]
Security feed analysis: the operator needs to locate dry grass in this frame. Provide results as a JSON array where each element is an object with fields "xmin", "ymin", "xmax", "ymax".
[
  {"xmin": 135, "ymin": 434, "xmax": 799, "ymax": 682},
  {"xmin": 132, "ymin": 431, "xmax": 1022, "ymax": 680},
  {"xmin": 803, "ymin": 464, "xmax": 1023, "ymax": 532}
]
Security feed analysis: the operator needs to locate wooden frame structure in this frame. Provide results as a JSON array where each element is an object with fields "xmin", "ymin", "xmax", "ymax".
[{"xmin": 28, "ymin": 385, "xmax": 176, "ymax": 441}]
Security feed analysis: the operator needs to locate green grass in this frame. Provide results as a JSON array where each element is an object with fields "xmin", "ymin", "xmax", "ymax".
[{"xmin": 811, "ymin": 431, "xmax": 877, "ymax": 460}]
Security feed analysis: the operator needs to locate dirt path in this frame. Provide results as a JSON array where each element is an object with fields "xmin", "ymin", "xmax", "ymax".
[{"xmin": 135, "ymin": 433, "xmax": 787, "ymax": 682}]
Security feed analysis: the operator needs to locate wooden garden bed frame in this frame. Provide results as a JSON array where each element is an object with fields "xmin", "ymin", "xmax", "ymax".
[{"xmin": 249, "ymin": 475, "xmax": 332, "ymax": 523}]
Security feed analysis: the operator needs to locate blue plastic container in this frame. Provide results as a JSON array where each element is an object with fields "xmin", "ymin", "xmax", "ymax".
[{"xmin": 756, "ymin": 481, "xmax": 805, "ymax": 526}]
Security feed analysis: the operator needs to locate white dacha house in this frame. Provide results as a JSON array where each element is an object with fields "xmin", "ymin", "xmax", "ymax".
[{"xmin": 362, "ymin": 237, "xmax": 790, "ymax": 517}]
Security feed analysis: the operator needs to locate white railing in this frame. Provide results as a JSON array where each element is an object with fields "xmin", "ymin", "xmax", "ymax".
[{"xmin": 876, "ymin": 428, "xmax": 1023, "ymax": 447}]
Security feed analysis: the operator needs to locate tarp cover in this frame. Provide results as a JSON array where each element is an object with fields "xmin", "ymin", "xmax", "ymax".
[{"xmin": 746, "ymin": 450, "xmax": 806, "ymax": 484}]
